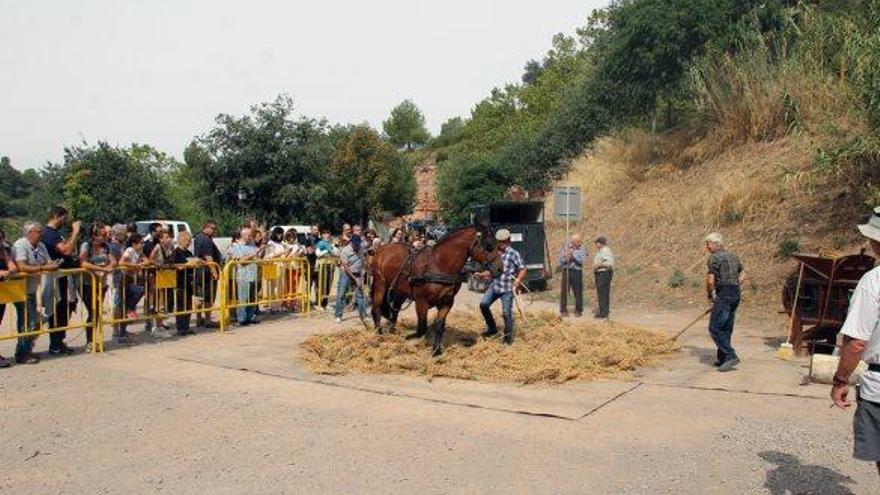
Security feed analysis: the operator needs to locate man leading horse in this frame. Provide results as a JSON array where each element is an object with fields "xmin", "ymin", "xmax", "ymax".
[{"xmin": 475, "ymin": 229, "xmax": 527, "ymax": 345}]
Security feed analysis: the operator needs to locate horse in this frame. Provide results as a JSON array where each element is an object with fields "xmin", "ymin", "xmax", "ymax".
[{"xmin": 369, "ymin": 223, "xmax": 497, "ymax": 356}]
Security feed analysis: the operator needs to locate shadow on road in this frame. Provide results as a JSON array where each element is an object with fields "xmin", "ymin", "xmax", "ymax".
[
  {"xmin": 685, "ymin": 345, "xmax": 716, "ymax": 366},
  {"xmin": 759, "ymin": 451, "xmax": 855, "ymax": 495}
]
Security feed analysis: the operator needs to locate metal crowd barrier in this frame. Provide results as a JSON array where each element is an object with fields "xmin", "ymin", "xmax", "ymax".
[
  {"xmin": 0, "ymin": 257, "xmax": 314, "ymax": 356},
  {"xmin": 0, "ymin": 268, "xmax": 98, "ymax": 351},
  {"xmin": 96, "ymin": 261, "xmax": 225, "ymax": 350},
  {"xmin": 315, "ymin": 255, "xmax": 375, "ymax": 312},
  {"xmin": 315, "ymin": 256, "xmax": 340, "ymax": 311},
  {"xmin": 220, "ymin": 257, "xmax": 310, "ymax": 330}
]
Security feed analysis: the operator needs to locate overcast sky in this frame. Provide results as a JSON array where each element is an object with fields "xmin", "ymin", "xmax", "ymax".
[{"xmin": 1, "ymin": 0, "xmax": 607, "ymax": 169}]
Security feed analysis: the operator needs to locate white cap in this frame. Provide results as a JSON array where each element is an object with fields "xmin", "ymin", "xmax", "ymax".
[
  {"xmin": 495, "ymin": 229, "xmax": 511, "ymax": 241},
  {"xmin": 858, "ymin": 207, "xmax": 880, "ymax": 242}
]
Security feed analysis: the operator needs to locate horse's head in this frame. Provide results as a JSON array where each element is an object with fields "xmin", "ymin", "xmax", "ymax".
[{"xmin": 468, "ymin": 224, "xmax": 500, "ymax": 268}]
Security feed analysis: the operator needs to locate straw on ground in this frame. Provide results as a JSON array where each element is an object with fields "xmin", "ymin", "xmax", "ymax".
[{"xmin": 300, "ymin": 311, "xmax": 679, "ymax": 384}]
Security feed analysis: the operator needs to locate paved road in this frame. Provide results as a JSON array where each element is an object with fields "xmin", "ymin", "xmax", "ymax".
[{"xmin": 0, "ymin": 297, "xmax": 876, "ymax": 494}]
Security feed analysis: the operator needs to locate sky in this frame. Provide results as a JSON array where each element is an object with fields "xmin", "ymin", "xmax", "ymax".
[{"xmin": 1, "ymin": 0, "xmax": 607, "ymax": 169}]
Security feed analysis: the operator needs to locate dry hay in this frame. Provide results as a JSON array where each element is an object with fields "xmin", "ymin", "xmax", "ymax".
[{"xmin": 299, "ymin": 311, "xmax": 679, "ymax": 384}]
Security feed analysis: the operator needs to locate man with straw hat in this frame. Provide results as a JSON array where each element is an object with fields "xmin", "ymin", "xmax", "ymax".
[
  {"xmin": 478, "ymin": 229, "xmax": 526, "ymax": 345},
  {"xmin": 832, "ymin": 207, "xmax": 880, "ymax": 474}
]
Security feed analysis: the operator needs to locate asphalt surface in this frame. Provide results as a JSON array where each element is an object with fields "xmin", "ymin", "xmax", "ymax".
[{"xmin": 1, "ymin": 295, "xmax": 877, "ymax": 494}]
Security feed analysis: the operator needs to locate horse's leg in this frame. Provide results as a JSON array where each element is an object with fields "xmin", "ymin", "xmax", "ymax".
[
  {"xmin": 371, "ymin": 279, "xmax": 385, "ymax": 333},
  {"xmin": 406, "ymin": 299, "xmax": 429, "ymax": 340},
  {"xmin": 432, "ymin": 304, "xmax": 452, "ymax": 357}
]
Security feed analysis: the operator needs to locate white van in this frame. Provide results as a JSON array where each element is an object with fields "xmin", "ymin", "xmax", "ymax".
[{"xmin": 135, "ymin": 220, "xmax": 192, "ymax": 244}]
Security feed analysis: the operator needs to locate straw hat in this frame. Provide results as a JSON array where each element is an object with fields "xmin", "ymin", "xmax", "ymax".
[
  {"xmin": 495, "ymin": 229, "xmax": 511, "ymax": 242},
  {"xmin": 858, "ymin": 207, "xmax": 880, "ymax": 242}
]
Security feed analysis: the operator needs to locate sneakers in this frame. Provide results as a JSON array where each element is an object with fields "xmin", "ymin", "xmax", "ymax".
[
  {"xmin": 335, "ymin": 317, "xmax": 342, "ymax": 324},
  {"xmin": 15, "ymin": 353, "xmax": 40, "ymax": 365},
  {"xmin": 0, "ymin": 355, "xmax": 10, "ymax": 368},
  {"xmin": 717, "ymin": 357, "xmax": 741, "ymax": 372},
  {"xmin": 48, "ymin": 344, "xmax": 74, "ymax": 356},
  {"xmin": 85, "ymin": 342, "xmax": 94, "ymax": 354}
]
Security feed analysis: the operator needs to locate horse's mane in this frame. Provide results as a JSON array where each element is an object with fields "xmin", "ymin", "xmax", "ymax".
[{"xmin": 434, "ymin": 225, "xmax": 477, "ymax": 247}]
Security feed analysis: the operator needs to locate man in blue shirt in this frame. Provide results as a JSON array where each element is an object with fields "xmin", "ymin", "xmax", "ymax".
[
  {"xmin": 478, "ymin": 229, "xmax": 526, "ymax": 345},
  {"xmin": 229, "ymin": 227, "xmax": 264, "ymax": 325},
  {"xmin": 558, "ymin": 234, "xmax": 587, "ymax": 317}
]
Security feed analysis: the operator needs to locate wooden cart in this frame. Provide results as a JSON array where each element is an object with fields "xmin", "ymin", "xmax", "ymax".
[{"xmin": 781, "ymin": 252, "xmax": 875, "ymax": 355}]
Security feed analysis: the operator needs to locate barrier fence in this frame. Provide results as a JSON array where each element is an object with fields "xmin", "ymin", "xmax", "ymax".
[
  {"xmin": 220, "ymin": 257, "xmax": 311, "ymax": 330},
  {"xmin": 95, "ymin": 261, "xmax": 224, "ymax": 351},
  {"xmin": 0, "ymin": 257, "xmax": 314, "ymax": 355},
  {"xmin": 315, "ymin": 255, "xmax": 372, "ymax": 314},
  {"xmin": 0, "ymin": 268, "xmax": 99, "ymax": 352}
]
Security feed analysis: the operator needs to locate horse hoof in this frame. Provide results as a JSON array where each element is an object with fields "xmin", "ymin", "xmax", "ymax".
[
  {"xmin": 431, "ymin": 348, "xmax": 443, "ymax": 358},
  {"xmin": 404, "ymin": 332, "xmax": 422, "ymax": 340}
]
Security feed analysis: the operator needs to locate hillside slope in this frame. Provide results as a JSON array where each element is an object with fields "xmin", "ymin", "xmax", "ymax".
[{"xmin": 545, "ymin": 131, "xmax": 865, "ymax": 327}]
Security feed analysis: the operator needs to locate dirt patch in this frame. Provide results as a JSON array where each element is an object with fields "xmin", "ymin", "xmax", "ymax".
[{"xmin": 299, "ymin": 311, "xmax": 679, "ymax": 384}]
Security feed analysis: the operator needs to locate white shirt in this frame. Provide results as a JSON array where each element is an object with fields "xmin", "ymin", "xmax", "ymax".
[
  {"xmin": 593, "ymin": 245, "xmax": 615, "ymax": 270},
  {"xmin": 841, "ymin": 265, "xmax": 880, "ymax": 402},
  {"xmin": 265, "ymin": 240, "xmax": 288, "ymax": 259}
]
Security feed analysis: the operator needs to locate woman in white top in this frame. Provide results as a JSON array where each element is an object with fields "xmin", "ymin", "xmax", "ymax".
[
  {"xmin": 263, "ymin": 227, "xmax": 289, "ymax": 311},
  {"xmin": 282, "ymin": 228, "xmax": 306, "ymax": 310}
]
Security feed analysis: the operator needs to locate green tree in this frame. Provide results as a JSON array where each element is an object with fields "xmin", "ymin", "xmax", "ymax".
[
  {"xmin": 329, "ymin": 125, "xmax": 414, "ymax": 225},
  {"xmin": 430, "ymin": 117, "xmax": 467, "ymax": 148},
  {"xmin": 56, "ymin": 142, "xmax": 174, "ymax": 224},
  {"xmin": 382, "ymin": 99, "xmax": 431, "ymax": 151},
  {"xmin": 189, "ymin": 95, "xmax": 338, "ymax": 228}
]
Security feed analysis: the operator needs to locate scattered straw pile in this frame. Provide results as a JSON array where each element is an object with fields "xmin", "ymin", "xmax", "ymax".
[{"xmin": 300, "ymin": 311, "xmax": 679, "ymax": 384}]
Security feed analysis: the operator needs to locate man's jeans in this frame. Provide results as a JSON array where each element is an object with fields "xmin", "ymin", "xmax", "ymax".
[
  {"xmin": 595, "ymin": 270, "xmax": 613, "ymax": 317},
  {"xmin": 560, "ymin": 268, "xmax": 584, "ymax": 315},
  {"xmin": 41, "ymin": 272, "xmax": 70, "ymax": 349},
  {"xmin": 708, "ymin": 285, "xmax": 741, "ymax": 363},
  {"xmin": 236, "ymin": 280, "xmax": 256, "ymax": 323},
  {"xmin": 480, "ymin": 289, "xmax": 514, "ymax": 337},
  {"xmin": 335, "ymin": 273, "xmax": 366, "ymax": 319},
  {"xmin": 13, "ymin": 294, "xmax": 38, "ymax": 357}
]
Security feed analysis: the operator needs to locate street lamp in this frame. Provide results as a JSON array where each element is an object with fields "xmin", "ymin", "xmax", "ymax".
[{"xmin": 237, "ymin": 188, "xmax": 247, "ymax": 224}]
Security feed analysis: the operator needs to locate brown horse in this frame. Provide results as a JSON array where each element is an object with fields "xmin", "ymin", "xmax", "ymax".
[{"xmin": 370, "ymin": 224, "xmax": 497, "ymax": 356}]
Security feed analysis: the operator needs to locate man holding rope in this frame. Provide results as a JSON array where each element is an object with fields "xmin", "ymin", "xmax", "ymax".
[{"xmin": 478, "ymin": 229, "xmax": 526, "ymax": 345}]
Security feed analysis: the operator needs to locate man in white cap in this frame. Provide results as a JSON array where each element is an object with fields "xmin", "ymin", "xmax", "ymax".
[
  {"xmin": 832, "ymin": 207, "xmax": 880, "ymax": 475},
  {"xmin": 477, "ymin": 228, "xmax": 526, "ymax": 345}
]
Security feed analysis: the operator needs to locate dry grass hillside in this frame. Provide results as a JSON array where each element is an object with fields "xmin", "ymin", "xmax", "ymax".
[{"xmin": 545, "ymin": 130, "xmax": 867, "ymax": 328}]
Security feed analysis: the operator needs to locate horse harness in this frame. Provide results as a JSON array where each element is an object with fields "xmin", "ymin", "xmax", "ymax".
[{"xmin": 385, "ymin": 236, "xmax": 487, "ymax": 309}]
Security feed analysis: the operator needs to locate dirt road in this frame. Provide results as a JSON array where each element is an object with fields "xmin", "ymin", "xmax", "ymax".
[{"xmin": 0, "ymin": 295, "xmax": 875, "ymax": 494}]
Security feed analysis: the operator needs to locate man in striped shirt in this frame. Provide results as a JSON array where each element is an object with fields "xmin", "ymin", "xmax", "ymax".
[{"xmin": 478, "ymin": 229, "xmax": 526, "ymax": 345}]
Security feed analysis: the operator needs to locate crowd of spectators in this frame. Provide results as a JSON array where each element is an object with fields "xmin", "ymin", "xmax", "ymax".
[{"xmin": 0, "ymin": 206, "xmax": 413, "ymax": 368}]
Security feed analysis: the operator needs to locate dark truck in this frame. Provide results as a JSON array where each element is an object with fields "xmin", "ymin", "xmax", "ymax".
[{"xmin": 468, "ymin": 201, "xmax": 551, "ymax": 292}]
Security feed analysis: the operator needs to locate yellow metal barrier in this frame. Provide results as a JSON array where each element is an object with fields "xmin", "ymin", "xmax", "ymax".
[
  {"xmin": 220, "ymin": 257, "xmax": 310, "ymax": 331},
  {"xmin": 0, "ymin": 268, "xmax": 98, "ymax": 353},
  {"xmin": 315, "ymin": 256, "xmax": 339, "ymax": 312},
  {"xmin": 97, "ymin": 261, "xmax": 224, "ymax": 350}
]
